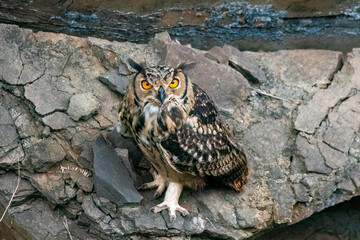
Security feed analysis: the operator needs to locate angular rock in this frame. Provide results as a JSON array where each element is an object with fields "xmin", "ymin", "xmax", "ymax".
[
  {"xmin": 207, "ymin": 45, "xmax": 267, "ymax": 84},
  {"xmin": 247, "ymin": 50, "xmax": 342, "ymax": 92},
  {"xmin": 350, "ymin": 133, "xmax": 360, "ymax": 160},
  {"xmin": 82, "ymin": 195, "xmax": 106, "ymax": 223},
  {"xmin": 24, "ymin": 75, "xmax": 71, "ymax": 115},
  {"xmin": 0, "ymin": 173, "xmax": 37, "ymax": 205},
  {"xmin": 296, "ymin": 135, "xmax": 332, "ymax": 175},
  {"xmin": 6, "ymin": 199, "xmax": 93, "ymax": 240},
  {"xmin": 0, "ymin": 106, "xmax": 18, "ymax": 147},
  {"xmin": 293, "ymin": 183, "xmax": 310, "ymax": 203},
  {"xmin": 42, "ymin": 112, "xmax": 76, "ymax": 130},
  {"xmin": 236, "ymin": 207, "xmax": 266, "ymax": 229},
  {"xmin": 197, "ymin": 192, "xmax": 238, "ymax": 228},
  {"xmin": 294, "ymin": 87, "xmax": 350, "ymax": 134},
  {"xmin": 267, "ymin": 180, "xmax": 295, "ymax": 224},
  {"xmin": 318, "ymin": 141, "xmax": 349, "ymax": 169},
  {"xmin": 24, "ymin": 138, "xmax": 66, "ymax": 172},
  {"xmin": 323, "ymin": 94, "xmax": 360, "ymax": 153},
  {"xmin": 67, "ymin": 92, "xmax": 101, "ymax": 121},
  {"xmin": 337, "ymin": 178, "xmax": 356, "ymax": 194},
  {"xmin": 24, "ymin": 171, "xmax": 76, "ymax": 205},
  {"xmin": 93, "ymin": 134, "xmax": 142, "ymax": 206},
  {"xmin": 0, "ymin": 145, "xmax": 24, "ymax": 168},
  {"xmin": 98, "ymin": 69, "xmax": 129, "ymax": 95},
  {"xmin": 107, "ymin": 128, "xmax": 144, "ymax": 167},
  {"xmin": 11, "ymin": 106, "xmax": 42, "ymax": 138}
]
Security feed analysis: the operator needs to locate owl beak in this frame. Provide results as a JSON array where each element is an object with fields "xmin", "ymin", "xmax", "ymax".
[{"xmin": 157, "ymin": 86, "xmax": 166, "ymax": 104}]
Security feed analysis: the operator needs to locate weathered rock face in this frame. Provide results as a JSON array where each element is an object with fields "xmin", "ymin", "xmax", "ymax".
[
  {"xmin": 0, "ymin": 24, "xmax": 359, "ymax": 240},
  {"xmin": 1, "ymin": 0, "xmax": 360, "ymax": 52}
]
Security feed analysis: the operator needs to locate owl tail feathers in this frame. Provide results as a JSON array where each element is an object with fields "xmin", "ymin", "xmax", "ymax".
[{"xmin": 226, "ymin": 168, "xmax": 249, "ymax": 192}]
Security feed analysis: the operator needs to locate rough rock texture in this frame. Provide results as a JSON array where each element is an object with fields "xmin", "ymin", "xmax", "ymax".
[
  {"xmin": 1, "ymin": 1, "xmax": 360, "ymax": 52},
  {"xmin": 0, "ymin": 24, "xmax": 359, "ymax": 240}
]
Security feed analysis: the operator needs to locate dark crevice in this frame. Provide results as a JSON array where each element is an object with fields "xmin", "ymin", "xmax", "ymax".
[{"xmin": 229, "ymin": 60, "xmax": 261, "ymax": 86}]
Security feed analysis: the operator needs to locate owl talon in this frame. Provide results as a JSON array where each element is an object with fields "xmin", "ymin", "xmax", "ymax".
[
  {"xmin": 150, "ymin": 182, "xmax": 189, "ymax": 224},
  {"xmin": 169, "ymin": 215, "xmax": 176, "ymax": 225}
]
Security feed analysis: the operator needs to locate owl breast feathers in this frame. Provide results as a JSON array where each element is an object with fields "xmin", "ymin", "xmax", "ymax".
[{"xmin": 118, "ymin": 59, "xmax": 249, "ymax": 192}]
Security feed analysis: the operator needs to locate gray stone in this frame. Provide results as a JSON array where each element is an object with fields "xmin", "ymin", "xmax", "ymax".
[
  {"xmin": 67, "ymin": 93, "xmax": 101, "ymax": 121},
  {"xmin": 98, "ymin": 69, "xmax": 129, "ymax": 95},
  {"xmin": 197, "ymin": 193, "xmax": 238, "ymax": 228},
  {"xmin": 93, "ymin": 134, "xmax": 142, "ymax": 206},
  {"xmin": 349, "ymin": 164, "xmax": 360, "ymax": 188},
  {"xmin": 267, "ymin": 180, "xmax": 295, "ymax": 224},
  {"xmin": 24, "ymin": 138, "xmax": 66, "ymax": 172},
  {"xmin": 350, "ymin": 133, "xmax": 360, "ymax": 160},
  {"xmin": 7, "ymin": 199, "xmax": 94, "ymax": 240},
  {"xmin": 294, "ymin": 87, "xmax": 350, "ymax": 134},
  {"xmin": 324, "ymin": 94, "xmax": 360, "ymax": 153},
  {"xmin": 42, "ymin": 112, "xmax": 76, "ymax": 130},
  {"xmin": 24, "ymin": 171, "xmax": 76, "ymax": 205},
  {"xmin": 0, "ymin": 173, "xmax": 37, "ymax": 205},
  {"xmin": 207, "ymin": 45, "xmax": 267, "ymax": 84},
  {"xmin": 24, "ymin": 75, "xmax": 71, "ymax": 115},
  {"xmin": 0, "ymin": 106, "xmax": 18, "ymax": 147},
  {"xmin": 134, "ymin": 209, "xmax": 167, "ymax": 231},
  {"xmin": 318, "ymin": 141, "xmax": 348, "ymax": 169},
  {"xmin": 12, "ymin": 108, "xmax": 42, "ymax": 138},
  {"xmin": 235, "ymin": 207, "xmax": 259, "ymax": 228},
  {"xmin": 0, "ymin": 145, "xmax": 25, "ymax": 167},
  {"xmin": 293, "ymin": 183, "xmax": 310, "ymax": 203},
  {"xmin": 82, "ymin": 195, "xmax": 106, "ymax": 223},
  {"xmin": 337, "ymin": 178, "xmax": 356, "ymax": 194},
  {"xmin": 244, "ymin": 119, "xmax": 289, "ymax": 160},
  {"xmin": 296, "ymin": 135, "xmax": 332, "ymax": 175},
  {"xmin": 247, "ymin": 50, "xmax": 342, "ymax": 93}
]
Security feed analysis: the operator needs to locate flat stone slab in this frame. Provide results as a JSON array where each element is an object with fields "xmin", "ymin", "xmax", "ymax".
[{"xmin": 93, "ymin": 134, "xmax": 142, "ymax": 206}]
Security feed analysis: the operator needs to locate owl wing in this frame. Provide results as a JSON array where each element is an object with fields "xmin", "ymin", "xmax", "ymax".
[{"xmin": 160, "ymin": 83, "xmax": 248, "ymax": 190}]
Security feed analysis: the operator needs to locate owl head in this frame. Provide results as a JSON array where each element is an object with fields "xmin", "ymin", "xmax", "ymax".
[{"xmin": 128, "ymin": 59, "xmax": 195, "ymax": 108}]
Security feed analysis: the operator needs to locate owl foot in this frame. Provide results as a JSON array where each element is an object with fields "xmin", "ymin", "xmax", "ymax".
[
  {"xmin": 150, "ymin": 182, "xmax": 189, "ymax": 224},
  {"xmin": 138, "ymin": 168, "xmax": 167, "ymax": 199}
]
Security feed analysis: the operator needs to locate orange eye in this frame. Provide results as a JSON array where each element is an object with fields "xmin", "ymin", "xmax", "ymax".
[
  {"xmin": 169, "ymin": 79, "xmax": 179, "ymax": 88},
  {"xmin": 141, "ymin": 80, "xmax": 152, "ymax": 90}
]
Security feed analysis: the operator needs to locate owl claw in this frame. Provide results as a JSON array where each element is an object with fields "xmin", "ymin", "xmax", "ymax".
[
  {"xmin": 150, "ymin": 182, "xmax": 189, "ymax": 225},
  {"xmin": 138, "ymin": 168, "xmax": 167, "ymax": 196}
]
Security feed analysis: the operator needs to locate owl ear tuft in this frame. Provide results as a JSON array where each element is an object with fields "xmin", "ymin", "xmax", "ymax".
[
  {"xmin": 128, "ymin": 58, "xmax": 146, "ymax": 74},
  {"xmin": 176, "ymin": 61, "xmax": 196, "ymax": 71}
]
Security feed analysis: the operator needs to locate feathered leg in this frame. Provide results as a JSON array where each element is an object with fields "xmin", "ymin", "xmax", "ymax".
[{"xmin": 138, "ymin": 168, "xmax": 167, "ymax": 199}]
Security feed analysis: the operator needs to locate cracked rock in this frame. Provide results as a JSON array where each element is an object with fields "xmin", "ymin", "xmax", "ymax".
[
  {"xmin": 296, "ymin": 135, "xmax": 332, "ymax": 175},
  {"xmin": 207, "ymin": 45, "xmax": 267, "ymax": 84},
  {"xmin": 24, "ymin": 171, "xmax": 76, "ymax": 205},
  {"xmin": 67, "ymin": 92, "xmax": 101, "ymax": 121},
  {"xmin": 42, "ymin": 111, "xmax": 76, "ymax": 130},
  {"xmin": 0, "ymin": 173, "xmax": 37, "ymax": 205},
  {"xmin": 323, "ymin": 94, "xmax": 360, "ymax": 153},
  {"xmin": 318, "ymin": 141, "xmax": 348, "ymax": 169},
  {"xmin": 98, "ymin": 69, "xmax": 129, "ymax": 95},
  {"xmin": 24, "ymin": 75, "xmax": 71, "ymax": 115},
  {"xmin": 23, "ymin": 138, "xmax": 66, "ymax": 172},
  {"xmin": 0, "ymin": 106, "xmax": 18, "ymax": 147}
]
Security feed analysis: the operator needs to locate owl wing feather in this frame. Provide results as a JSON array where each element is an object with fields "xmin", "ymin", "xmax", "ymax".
[{"xmin": 161, "ymin": 84, "xmax": 248, "ymax": 191}]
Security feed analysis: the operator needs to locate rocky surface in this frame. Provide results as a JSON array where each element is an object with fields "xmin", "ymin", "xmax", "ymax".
[
  {"xmin": 0, "ymin": 23, "xmax": 359, "ymax": 239},
  {"xmin": 1, "ymin": 0, "xmax": 360, "ymax": 52}
]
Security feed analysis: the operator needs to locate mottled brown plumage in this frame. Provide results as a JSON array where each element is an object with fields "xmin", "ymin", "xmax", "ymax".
[{"xmin": 118, "ymin": 59, "xmax": 248, "ymax": 222}]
